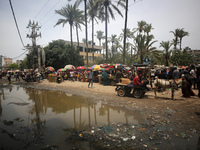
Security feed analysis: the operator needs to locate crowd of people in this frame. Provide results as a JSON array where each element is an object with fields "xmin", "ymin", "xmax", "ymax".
[{"xmin": 2, "ymin": 64, "xmax": 200, "ymax": 98}]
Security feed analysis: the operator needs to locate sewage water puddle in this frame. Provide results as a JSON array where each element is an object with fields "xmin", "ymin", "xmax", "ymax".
[{"xmin": 0, "ymin": 85, "xmax": 144, "ymax": 150}]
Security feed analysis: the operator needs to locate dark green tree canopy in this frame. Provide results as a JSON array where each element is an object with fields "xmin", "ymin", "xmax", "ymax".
[
  {"xmin": 44, "ymin": 40, "xmax": 84, "ymax": 70},
  {"xmin": 170, "ymin": 49, "xmax": 194, "ymax": 66},
  {"xmin": 8, "ymin": 63, "xmax": 19, "ymax": 70}
]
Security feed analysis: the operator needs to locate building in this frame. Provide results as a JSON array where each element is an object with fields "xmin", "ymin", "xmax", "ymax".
[
  {"xmin": 16, "ymin": 60, "xmax": 22, "ymax": 66},
  {"xmin": 187, "ymin": 49, "xmax": 200, "ymax": 64},
  {"xmin": 65, "ymin": 41, "xmax": 103, "ymax": 64},
  {"xmin": 4, "ymin": 57, "xmax": 13, "ymax": 68}
]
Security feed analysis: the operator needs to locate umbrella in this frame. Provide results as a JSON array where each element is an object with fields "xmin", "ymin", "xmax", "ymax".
[
  {"xmin": 15, "ymin": 70, "xmax": 20, "ymax": 72},
  {"xmin": 90, "ymin": 65, "xmax": 97, "ymax": 70},
  {"xmin": 100, "ymin": 64, "xmax": 104, "ymax": 68},
  {"xmin": 46, "ymin": 66, "xmax": 54, "ymax": 71},
  {"xmin": 57, "ymin": 68, "xmax": 66, "ymax": 72},
  {"xmin": 102, "ymin": 63, "xmax": 109, "ymax": 68},
  {"xmin": 94, "ymin": 65, "xmax": 100, "ymax": 71},
  {"xmin": 64, "ymin": 65, "xmax": 76, "ymax": 70},
  {"xmin": 124, "ymin": 66, "xmax": 131, "ymax": 70},
  {"xmin": 77, "ymin": 66, "xmax": 85, "ymax": 70},
  {"xmin": 105, "ymin": 68, "xmax": 109, "ymax": 71}
]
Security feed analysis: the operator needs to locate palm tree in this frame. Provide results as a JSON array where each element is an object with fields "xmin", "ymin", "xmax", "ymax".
[
  {"xmin": 74, "ymin": 10, "xmax": 84, "ymax": 50},
  {"xmin": 82, "ymin": 38, "xmax": 86, "ymax": 44},
  {"xmin": 170, "ymin": 28, "xmax": 180, "ymax": 50},
  {"xmin": 119, "ymin": 28, "xmax": 134, "ymax": 42},
  {"xmin": 109, "ymin": 34, "xmax": 118, "ymax": 57},
  {"xmin": 177, "ymin": 28, "xmax": 189, "ymax": 50},
  {"xmin": 55, "ymin": 3, "xmax": 80, "ymax": 64},
  {"xmin": 87, "ymin": 0, "xmax": 100, "ymax": 63},
  {"xmin": 133, "ymin": 34, "xmax": 158, "ymax": 64},
  {"xmin": 133, "ymin": 20, "xmax": 147, "ymax": 35},
  {"xmin": 95, "ymin": 0, "xmax": 125, "ymax": 62},
  {"xmin": 96, "ymin": 30, "xmax": 104, "ymax": 47},
  {"xmin": 144, "ymin": 23, "xmax": 154, "ymax": 36},
  {"xmin": 160, "ymin": 41, "xmax": 173, "ymax": 66},
  {"xmin": 69, "ymin": 0, "xmax": 89, "ymax": 66}
]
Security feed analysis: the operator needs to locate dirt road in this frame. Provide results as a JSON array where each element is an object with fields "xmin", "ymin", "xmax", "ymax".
[{"xmin": 1, "ymin": 77, "xmax": 200, "ymax": 149}]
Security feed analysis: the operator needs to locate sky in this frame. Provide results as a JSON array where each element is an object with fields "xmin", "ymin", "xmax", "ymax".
[{"xmin": 0, "ymin": 0, "xmax": 200, "ymax": 64}]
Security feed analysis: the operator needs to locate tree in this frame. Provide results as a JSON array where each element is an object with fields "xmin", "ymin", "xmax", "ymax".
[
  {"xmin": 55, "ymin": 3, "xmax": 82, "ymax": 64},
  {"xmin": 170, "ymin": 49, "xmax": 194, "ymax": 66},
  {"xmin": 96, "ymin": 30, "xmax": 104, "ymax": 47},
  {"xmin": 144, "ymin": 23, "xmax": 154, "ymax": 36},
  {"xmin": 133, "ymin": 21, "xmax": 159, "ymax": 64},
  {"xmin": 120, "ymin": 28, "xmax": 134, "ymax": 42},
  {"xmin": 44, "ymin": 40, "xmax": 84, "ymax": 70},
  {"xmin": 109, "ymin": 34, "xmax": 118, "ymax": 57},
  {"xmin": 133, "ymin": 34, "xmax": 158, "ymax": 64},
  {"xmin": 170, "ymin": 28, "xmax": 180, "ymax": 50},
  {"xmin": 95, "ymin": 0, "xmax": 125, "ymax": 62},
  {"xmin": 82, "ymin": 38, "xmax": 86, "ymax": 44},
  {"xmin": 87, "ymin": 0, "xmax": 100, "ymax": 63},
  {"xmin": 177, "ymin": 28, "xmax": 189, "ymax": 50},
  {"xmin": 160, "ymin": 41, "xmax": 172, "ymax": 66},
  {"xmin": 69, "ymin": 0, "xmax": 89, "ymax": 67},
  {"xmin": 7, "ymin": 63, "xmax": 19, "ymax": 70},
  {"xmin": 19, "ymin": 58, "xmax": 28, "ymax": 70},
  {"xmin": 74, "ymin": 8, "xmax": 84, "ymax": 50},
  {"xmin": 133, "ymin": 20, "xmax": 147, "ymax": 35}
]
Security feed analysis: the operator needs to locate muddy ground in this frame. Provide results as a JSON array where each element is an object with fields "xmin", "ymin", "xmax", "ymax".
[{"xmin": 1, "ymin": 77, "xmax": 200, "ymax": 150}]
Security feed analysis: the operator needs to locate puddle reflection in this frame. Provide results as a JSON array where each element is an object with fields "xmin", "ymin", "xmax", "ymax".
[{"xmin": 0, "ymin": 85, "xmax": 144, "ymax": 149}]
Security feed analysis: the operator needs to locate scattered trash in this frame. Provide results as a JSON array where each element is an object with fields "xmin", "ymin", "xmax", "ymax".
[
  {"xmin": 143, "ymin": 144, "xmax": 147, "ymax": 147},
  {"xmin": 3, "ymin": 120, "xmax": 14, "ymax": 126},
  {"xmin": 14, "ymin": 118, "xmax": 24, "ymax": 122},
  {"xmin": 65, "ymin": 93, "xmax": 72, "ymax": 96},
  {"xmin": 122, "ymin": 137, "xmax": 128, "ymax": 141},
  {"xmin": 131, "ymin": 136, "xmax": 136, "ymax": 140}
]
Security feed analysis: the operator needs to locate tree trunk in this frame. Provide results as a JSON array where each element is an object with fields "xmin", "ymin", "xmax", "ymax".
[
  {"xmin": 123, "ymin": 0, "xmax": 128, "ymax": 64},
  {"xmin": 84, "ymin": 0, "xmax": 88, "ymax": 67},
  {"xmin": 140, "ymin": 51, "xmax": 143, "ymax": 64},
  {"xmin": 76, "ymin": 24, "xmax": 79, "ymax": 50},
  {"xmin": 99, "ymin": 39, "xmax": 101, "ymax": 46},
  {"xmin": 112, "ymin": 42, "xmax": 114, "ymax": 57},
  {"xmin": 92, "ymin": 17, "xmax": 94, "ymax": 63},
  {"xmin": 70, "ymin": 24, "xmax": 73, "ymax": 65},
  {"xmin": 180, "ymin": 38, "xmax": 182, "ymax": 50},
  {"xmin": 105, "ymin": 5, "xmax": 108, "ymax": 62},
  {"xmin": 99, "ymin": 39, "xmax": 101, "ymax": 54},
  {"xmin": 175, "ymin": 37, "xmax": 178, "ymax": 49}
]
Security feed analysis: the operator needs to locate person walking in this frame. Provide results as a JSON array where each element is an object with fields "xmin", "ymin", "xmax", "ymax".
[
  {"xmin": 190, "ymin": 65, "xmax": 197, "ymax": 89},
  {"xmin": 88, "ymin": 70, "xmax": 93, "ymax": 88},
  {"xmin": 102, "ymin": 70, "xmax": 108, "ymax": 86},
  {"xmin": 16, "ymin": 72, "xmax": 20, "ymax": 81},
  {"xmin": 7, "ymin": 72, "xmax": 11, "ymax": 84}
]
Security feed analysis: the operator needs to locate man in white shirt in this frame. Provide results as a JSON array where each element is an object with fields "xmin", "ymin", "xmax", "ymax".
[{"xmin": 190, "ymin": 66, "xmax": 197, "ymax": 89}]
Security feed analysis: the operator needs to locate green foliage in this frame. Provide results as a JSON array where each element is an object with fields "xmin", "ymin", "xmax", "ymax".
[
  {"xmin": 26, "ymin": 53, "xmax": 34, "ymax": 69},
  {"xmin": 8, "ymin": 63, "xmax": 19, "ymax": 70},
  {"xmin": 44, "ymin": 40, "xmax": 84, "ymax": 70},
  {"xmin": 19, "ymin": 57, "xmax": 28, "ymax": 70},
  {"xmin": 160, "ymin": 41, "xmax": 173, "ymax": 66},
  {"xmin": 170, "ymin": 49, "xmax": 194, "ymax": 66}
]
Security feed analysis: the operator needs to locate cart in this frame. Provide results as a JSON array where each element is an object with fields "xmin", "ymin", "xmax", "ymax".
[{"xmin": 115, "ymin": 83, "xmax": 146, "ymax": 98}]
